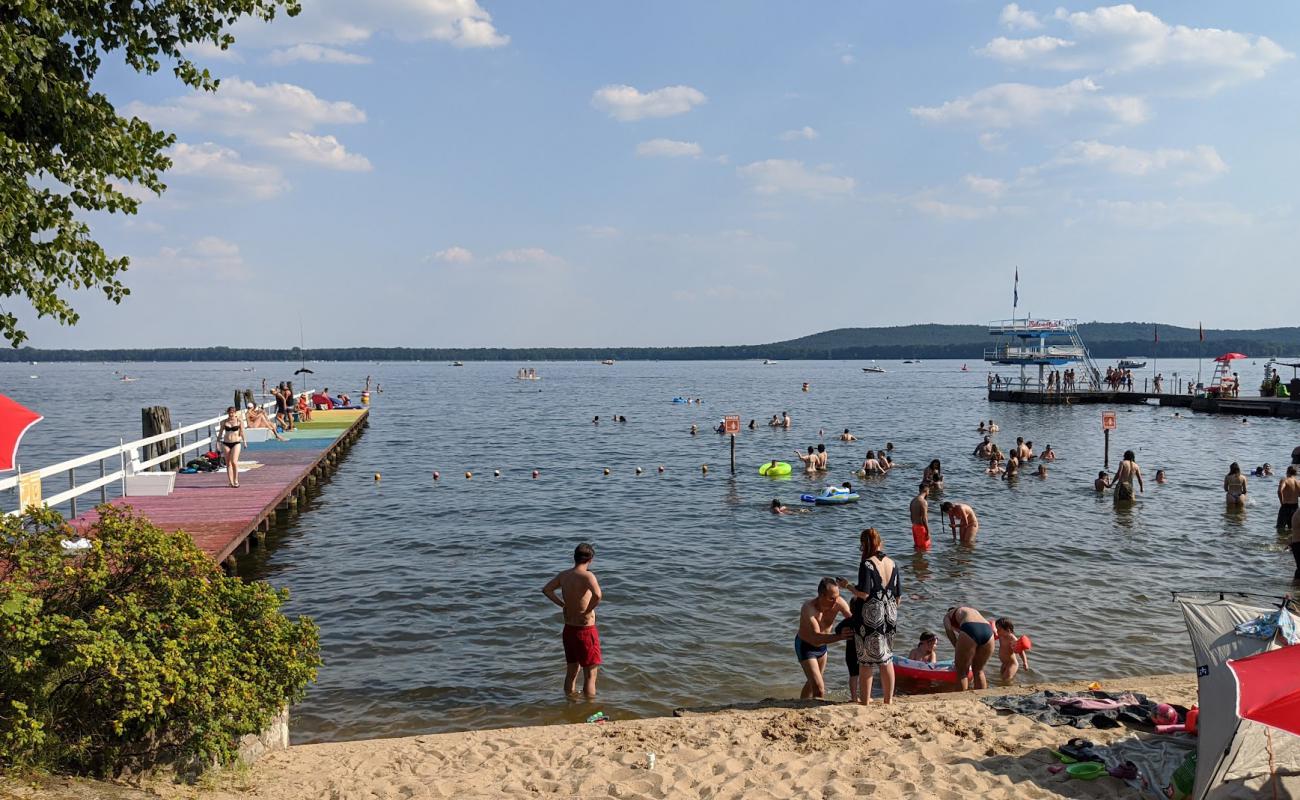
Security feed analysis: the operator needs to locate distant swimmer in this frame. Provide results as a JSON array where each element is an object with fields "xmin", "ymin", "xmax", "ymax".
[
  {"xmin": 795, "ymin": 446, "xmax": 817, "ymax": 475},
  {"xmin": 1224, "ymin": 462, "xmax": 1248, "ymax": 508},
  {"xmin": 771, "ymin": 498, "xmax": 812, "ymax": 515},
  {"xmin": 1156, "ymin": 469, "xmax": 1167, "ymax": 484},
  {"xmin": 1023, "ymin": 441, "xmax": 1035, "ymax": 460},
  {"xmin": 795, "ymin": 578, "xmax": 853, "ymax": 700},
  {"xmin": 1095, "ymin": 471, "xmax": 1111, "ymax": 492},
  {"xmin": 541, "ymin": 543, "xmax": 603, "ymax": 698},
  {"xmin": 840, "ymin": 429, "xmax": 857, "ymax": 442},
  {"xmin": 973, "ymin": 436, "xmax": 993, "ymax": 458},
  {"xmin": 749, "ymin": 419, "xmax": 757, "ymax": 430},
  {"xmin": 782, "ymin": 411, "xmax": 792, "ymax": 429},
  {"xmin": 1114, "ymin": 450, "xmax": 1144, "ymax": 505},
  {"xmin": 940, "ymin": 501, "xmax": 979, "ymax": 544},
  {"xmin": 923, "ymin": 459, "xmax": 944, "ymax": 490},
  {"xmin": 1278, "ymin": 466, "xmax": 1300, "ymax": 530},
  {"xmin": 1040, "ymin": 445, "xmax": 1056, "ymax": 462},
  {"xmin": 1003, "ymin": 455, "xmax": 1019, "ymax": 480},
  {"xmin": 690, "ymin": 424, "xmax": 698, "ymax": 435},
  {"xmin": 860, "ymin": 450, "xmax": 884, "ymax": 475},
  {"xmin": 987, "ymin": 419, "xmax": 999, "ymax": 432},
  {"xmin": 1035, "ymin": 464, "xmax": 1048, "ymax": 479},
  {"xmin": 977, "ymin": 421, "xmax": 987, "ymax": 433},
  {"xmin": 943, "ymin": 606, "xmax": 994, "ymax": 691},
  {"xmin": 910, "ymin": 482, "xmax": 932, "ymax": 550},
  {"xmin": 879, "ymin": 453, "xmax": 893, "ymax": 472},
  {"xmin": 816, "ymin": 443, "xmax": 828, "ymax": 471},
  {"xmin": 593, "ymin": 416, "xmax": 599, "ymax": 424},
  {"xmin": 987, "ymin": 456, "xmax": 1004, "ymax": 476}
]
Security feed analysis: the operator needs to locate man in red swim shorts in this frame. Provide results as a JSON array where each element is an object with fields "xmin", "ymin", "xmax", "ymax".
[
  {"xmin": 542, "ymin": 542, "xmax": 603, "ymax": 698},
  {"xmin": 909, "ymin": 482, "xmax": 932, "ymax": 550}
]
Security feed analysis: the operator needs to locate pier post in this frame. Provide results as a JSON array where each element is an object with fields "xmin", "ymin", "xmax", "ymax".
[
  {"xmin": 730, "ymin": 435, "xmax": 736, "ymax": 474},
  {"xmin": 1104, "ymin": 429, "xmax": 1110, "ymax": 470}
]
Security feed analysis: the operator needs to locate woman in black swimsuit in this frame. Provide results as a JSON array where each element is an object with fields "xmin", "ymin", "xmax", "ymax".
[
  {"xmin": 943, "ymin": 606, "xmax": 995, "ymax": 691},
  {"xmin": 219, "ymin": 406, "xmax": 245, "ymax": 488}
]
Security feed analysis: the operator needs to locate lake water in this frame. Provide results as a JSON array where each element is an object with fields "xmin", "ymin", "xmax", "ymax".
[{"xmin": 4, "ymin": 358, "xmax": 1297, "ymax": 743}]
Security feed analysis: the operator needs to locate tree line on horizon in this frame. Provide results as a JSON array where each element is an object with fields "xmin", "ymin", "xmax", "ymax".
[{"xmin": 4, "ymin": 323, "xmax": 1300, "ymax": 363}]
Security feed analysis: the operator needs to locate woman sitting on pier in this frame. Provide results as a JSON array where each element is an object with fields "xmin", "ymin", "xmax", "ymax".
[
  {"xmin": 296, "ymin": 393, "xmax": 313, "ymax": 422},
  {"xmin": 246, "ymin": 404, "xmax": 287, "ymax": 442}
]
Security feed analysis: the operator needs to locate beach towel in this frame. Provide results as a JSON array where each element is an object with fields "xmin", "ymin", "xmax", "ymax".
[{"xmin": 984, "ymin": 690, "xmax": 1167, "ymax": 729}]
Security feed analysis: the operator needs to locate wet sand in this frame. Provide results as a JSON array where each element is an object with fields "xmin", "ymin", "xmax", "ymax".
[{"xmin": 6, "ymin": 674, "xmax": 1195, "ymax": 800}]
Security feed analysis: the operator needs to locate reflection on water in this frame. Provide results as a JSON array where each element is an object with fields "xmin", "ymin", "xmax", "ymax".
[{"xmin": 5, "ymin": 358, "xmax": 1298, "ymax": 743}]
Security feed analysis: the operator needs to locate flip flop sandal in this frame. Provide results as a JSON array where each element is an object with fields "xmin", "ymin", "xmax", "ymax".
[
  {"xmin": 1067, "ymin": 762, "xmax": 1107, "ymax": 780},
  {"xmin": 1059, "ymin": 738, "xmax": 1103, "ymax": 763},
  {"xmin": 1108, "ymin": 761, "xmax": 1139, "ymax": 780},
  {"xmin": 1050, "ymin": 750, "xmax": 1079, "ymax": 764}
]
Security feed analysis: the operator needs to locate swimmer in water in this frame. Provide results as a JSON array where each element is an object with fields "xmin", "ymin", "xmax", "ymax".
[
  {"xmin": 593, "ymin": 416, "xmax": 599, "ymax": 424},
  {"xmin": 690, "ymin": 424, "xmax": 698, "ymax": 436},
  {"xmin": 1224, "ymin": 462, "xmax": 1247, "ymax": 508},
  {"xmin": 815, "ymin": 444, "xmax": 828, "ymax": 471},
  {"xmin": 973, "ymin": 436, "xmax": 993, "ymax": 458},
  {"xmin": 1156, "ymin": 469, "xmax": 1167, "ymax": 484},
  {"xmin": 860, "ymin": 450, "xmax": 884, "ymax": 475},
  {"xmin": 1035, "ymin": 464, "xmax": 1048, "ymax": 479},
  {"xmin": 749, "ymin": 419, "xmax": 756, "ymax": 430},
  {"xmin": 923, "ymin": 459, "xmax": 944, "ymax": 489},
  {"xmin": 1095, "ymin": 471, "xmax": 1111, "ymax": 491},
  {"xmin": 1041, "ymin": 444, "xmax": 1056, "ymax": 461},
  {"xmin": 977, "ymin": 421, "xmax": 987, "ymax": 433},
  {"xmin": 986, "ymin": 455, "xmax": 1004, "ymax": 476},
  {"xmin": 940, "ymin": 501, "xmax": 979, "ymax": 544},
  {"xmin": 769, "ymin": 415, "xmax": 780, "ymax": 427},
  {"xmin": 782, "ymin": 411, "xmax": 792, "ymax": 429},
  {"xmin": 840, "ymin": 429, "xmax": 856, "ymax": 442},
  {"xmin": 987, "ymin": 419, "xmax": 999, "ymax": 432},
  {"xmin": 771, "ymin": 499, "xmax": 790, "ymax": 515},
  {"xmin": 795, "ymin": 446, "xmax": 817, "ymax": 475}
]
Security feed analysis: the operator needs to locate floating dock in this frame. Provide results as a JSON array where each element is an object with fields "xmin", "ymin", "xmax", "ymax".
[
  {"xmin": 988, "ymin": 388, "xmax": 1300, "ymax": 419},
  {"xmin": 71, "ymin": 409, "xmax": 368, "ymax": 570}
]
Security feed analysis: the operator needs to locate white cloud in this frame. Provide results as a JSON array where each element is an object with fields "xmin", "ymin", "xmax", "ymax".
[
  {"xmin": 912, "ymin": 198, "xmax": 999, "ymax": 220},
  {"xmin": 978, "ymin": 132, "xmax": 1007, "ymax": 152},
  {"xmin": 1094, "ymin": 199, "xmax": 1251, "ymax": 229},
  {"xmin": 978, "ymin": 35, "xmax": 1074, "ymax": 62},
  {"xmin": 167, "ymin": 141, "xmax": 289, "ymax": 198},
  {"xmin": 635, "ymin": 139, "xmax": 702, "ymax": 158},
  {"xmin": 495, "ymin": 248, "xmax": 562, "ymax": 264},
  {"xmin": 578, "ymin": 225, "xmax": 621, "ymax": 238},
  {"xmin": 1046, "ymin": 140, "xmax": 1227, "ymax": 182},
  {"xmin": 982, "ymin": 5, "xmax": 1292, "ymax": 91},
  {"xmin": 264, "ymin": 132, "xmax": 372, "ymax": 171},
  {"xmin": 910, "ymin": 78, "xmax": 1148, "ymax": 129},
  {"xmin": 227, "ymin": 0, "xmax": 508, "ymax": 50},
  {"xmin": 431, "ymin": 246, "xmax": 474, "ymax": 263},
  {"xmin": 840, "ymin": 53, "xmax": 856, "ymax": 65},
  {"xmin": 1000, "ymin": 3, "xmax": 1043, "ymax": 30},
  {"xmin": 737, "ymin": 159, "xmax": 855, "ymax": 198},
  {"xmin": 185, "ymin": 40, "xmax": 243, "ymax": 63},
  {"xmin": 591, "ymin": 84, "xmax": 707, "ymax": 122},
  {"xmin": 136, "ymin": 236, "xmax": 248, "ymax": 279},
  {"xmin": 129, "ymin": 78, "xmax": 366, "ymax": 138},
  {"xmin": 267, "ymin": 43, "xmax": 371, "ymax": 65},
  {"xmin": 778, "ymin": 126, "xmax": 819, "ymax": 141},
  {"xmin": 963, "ymin": 174, "xmax": 1007, "ymax": 198}
]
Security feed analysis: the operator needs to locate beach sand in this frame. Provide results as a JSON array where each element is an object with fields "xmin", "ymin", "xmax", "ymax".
[{"xmin": 5, "ymin": 674, "xmax": 1195, "ymax": 800}]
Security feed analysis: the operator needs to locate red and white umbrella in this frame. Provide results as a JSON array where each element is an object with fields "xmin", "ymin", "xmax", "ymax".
[
  {"xmin": 1227, "ymin": 644, "xmax": 1300, "ymax": 738},
  {"xmin": 1215, "ymin": 352, "xmax": 1248, "ymax": 363},
  {"xmin": 0, "ymin": 394, "xmax": 42, "ymax": 472}
]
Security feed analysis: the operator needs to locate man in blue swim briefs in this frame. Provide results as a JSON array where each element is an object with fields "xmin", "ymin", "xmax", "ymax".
[
  {"xmin": 796, "ymin": 578, "xmax": 853, "ymax": 699},
  {"xmin": 943, "ymin": 606, "xmax": 995, "ymax": 691}
]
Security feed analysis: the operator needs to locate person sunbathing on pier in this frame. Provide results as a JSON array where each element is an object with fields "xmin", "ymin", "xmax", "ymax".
[
  {"xmin": 245, "ymin": 405, "xmax": 287, "ymax": 441},
  {"xmin": 296, "ymin": 393, "xmax": 313, "ymax": 421}
]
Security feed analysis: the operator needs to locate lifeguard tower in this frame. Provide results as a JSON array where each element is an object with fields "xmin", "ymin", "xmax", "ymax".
[{"xmin": 984, "ymin": 318, "xmax": 1101, "ymax": 391}]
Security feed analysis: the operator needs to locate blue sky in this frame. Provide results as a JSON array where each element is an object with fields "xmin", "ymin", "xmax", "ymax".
[{"xmin": 21, "ymin": 2, "xmax": 1300, "ymax": 348}]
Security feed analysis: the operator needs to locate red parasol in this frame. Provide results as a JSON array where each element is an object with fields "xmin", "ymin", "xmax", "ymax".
[
  {"xmin": 1228, "ymin": 644, "xmax": 1300, "ymax": 737},
  {"xmin": 1215, "ymin": 352, "xmax": 1248, "ymax": 362},
  {"xmin": 0, "ymin": 394, "xmax": 42, "ymax": 471}
]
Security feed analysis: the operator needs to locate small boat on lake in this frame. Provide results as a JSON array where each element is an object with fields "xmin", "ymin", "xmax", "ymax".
[
  {"xmin": 600, "ymin": 359, "xmax": 615, "ymax": 365},
  {"xmin": 451, "ymin": 361, "xmax": 464, "ymax": 367},
  {"xmin": 1118, "ymin": 359, "xmax": 1147, "ymax": 369},
  {"xmin": 763, "ymin": 359, "xmax": 778, "ymax": 365},
  {"xmin": 516, "ymin": 367, "xmax": 540, "ymax": 381},
  {"xmin": 862, "ymin": 362, "xmax": 886, "ymax": 374}
]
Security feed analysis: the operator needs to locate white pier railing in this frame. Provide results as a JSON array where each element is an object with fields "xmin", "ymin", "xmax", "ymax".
[{"xmin": 0, "ymin": 394, "xmax": 307, "ymax": 518}]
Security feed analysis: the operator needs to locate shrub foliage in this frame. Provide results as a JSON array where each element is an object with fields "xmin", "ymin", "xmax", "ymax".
[{"xmin": 0, "ymin": 506, "xmax": 320, "ymax": 774}]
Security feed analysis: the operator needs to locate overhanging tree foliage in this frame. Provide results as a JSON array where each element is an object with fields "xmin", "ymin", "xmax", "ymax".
[{"xmin": 0, "ymin": 0, "xmax": 299, "ymax": 347}]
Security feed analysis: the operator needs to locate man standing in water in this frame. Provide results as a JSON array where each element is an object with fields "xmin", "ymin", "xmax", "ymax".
[
  {"xmin": 542, "ymin": 543, "xmax": 603, "ymax": 698},
  {"xmin": 795, "ymin": 578, "xmax": 853, "ymax": 700},
  {"xmin": 1278, "ymin": 466, "xmax": 1300, "ymax": 531},
  {"xmin": 910, "ymin": 482, "xmax": 932, "ymax": 550},
  {"xmin": 1114, "ymin": 450, "xmax": 1144, "ymax": 505},
  {"xmin": 940, "ymin": 501, "xmax": 979, "ymax": 544}
]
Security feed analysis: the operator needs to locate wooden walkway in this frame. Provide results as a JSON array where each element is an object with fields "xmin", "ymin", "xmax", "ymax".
[
  {"xmin": 73, "ymin": 409, "xmax": 368, "ymax": 568},
  {"xmin": 988, "ymin": 389, "xmax": 1300, "ymax": 419}
]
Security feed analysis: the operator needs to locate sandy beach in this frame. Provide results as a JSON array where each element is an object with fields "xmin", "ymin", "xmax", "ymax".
[{"xmin": 6, "ymin": 674, "xmax": 1196, "ymax": 800}]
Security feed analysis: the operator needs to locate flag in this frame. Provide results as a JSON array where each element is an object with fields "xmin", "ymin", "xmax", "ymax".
[
  {"xmin": 1013, "ymin": 267, "xmax": 1019, "ymax": 309},
  {"xmin": 1199, "ymin": 321, "xmax": 1204, "ymax": 342}
]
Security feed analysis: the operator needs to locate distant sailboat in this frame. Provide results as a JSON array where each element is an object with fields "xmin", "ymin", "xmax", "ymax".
[{"xmin": 294, "ymin": 317, "xmax": 315, "ymax": 375}]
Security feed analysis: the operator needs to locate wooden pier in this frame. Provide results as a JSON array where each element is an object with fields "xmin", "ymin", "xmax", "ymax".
[
  {"xmin": 72, "ymin": 409, "xmax": 368, "ymax": 570},
  {"xmin": 989, "ymin": 388, "xmax": 1300, "ymax": 419}
]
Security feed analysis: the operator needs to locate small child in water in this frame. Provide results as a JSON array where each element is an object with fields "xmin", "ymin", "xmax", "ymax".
[
  {"xmin": 995, "ymin": 618, "xmax": 1031, "ymax": 682},
  {"xmin": 907, "ymin": 631, "xmax": 938, "ymax": 664}
]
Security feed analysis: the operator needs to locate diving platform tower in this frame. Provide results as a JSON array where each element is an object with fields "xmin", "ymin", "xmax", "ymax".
[{"xmin": 984, "ymin": 318, "xmax": 1102, "ymax": 390}]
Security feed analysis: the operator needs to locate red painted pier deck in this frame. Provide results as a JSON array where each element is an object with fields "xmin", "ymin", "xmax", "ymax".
[{"xmin": 73, "ymin": 409, "xmax": 368, "ymax": 566}]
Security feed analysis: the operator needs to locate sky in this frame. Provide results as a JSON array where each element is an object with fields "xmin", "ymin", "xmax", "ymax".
[{"xmin": 17, "ymin": 1, "xmax": 1300, "ymax": 348}]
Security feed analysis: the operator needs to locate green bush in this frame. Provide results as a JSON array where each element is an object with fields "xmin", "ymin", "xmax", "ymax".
[{"xmin": 0, "ymin": 505, "xmax": 320, "ymax": 775}]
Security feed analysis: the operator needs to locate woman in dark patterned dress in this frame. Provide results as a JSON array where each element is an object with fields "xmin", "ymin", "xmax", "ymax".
[{"xmin": 838, "ymin": 527, "xmax": 900, "ymax": 704}]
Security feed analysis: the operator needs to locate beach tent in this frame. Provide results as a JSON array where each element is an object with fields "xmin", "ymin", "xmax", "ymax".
[
  {"xmin": 1176, "ymin": 593, "xmax": 1300, "ymax": 799},
  {"xmin": 0, "ymin": 393, "xmax": 43, "ymax": 471}
]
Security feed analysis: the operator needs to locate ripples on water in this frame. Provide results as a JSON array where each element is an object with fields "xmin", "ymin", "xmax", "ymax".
[{"xmin": 5, "ymin": 359, "xmax": 1297, "ymax": 742}]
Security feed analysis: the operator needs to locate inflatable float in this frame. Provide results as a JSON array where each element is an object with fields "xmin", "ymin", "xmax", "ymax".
[
  {"xmin": 759, "ymin": 461, "xmax": 792, "ymax": 477},
  {"xmin": 800, "ymin": 487, "xmax": 860, "ymax": 505},
  {"xmin": 672, "ymin": 397, "xmax": 688, "ymax": 404},
  {"xmin": 892, "ymin": 656, "xmax": 970, "ymax": 684}
]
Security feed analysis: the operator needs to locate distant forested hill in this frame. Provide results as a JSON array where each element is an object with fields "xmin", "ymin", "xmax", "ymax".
[{"xmin": 3, "ymin": 323, "xmax": 1299, "ymax": 362}]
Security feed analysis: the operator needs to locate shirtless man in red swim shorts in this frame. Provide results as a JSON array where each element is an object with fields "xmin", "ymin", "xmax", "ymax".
[{"xmin": 542, "ymin": 543, "xmax": 603, "ymax": 698}]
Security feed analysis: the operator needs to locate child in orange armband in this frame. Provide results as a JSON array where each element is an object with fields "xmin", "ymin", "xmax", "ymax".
[{"xmin": 995, "ymin": 618, "xmax": 1032, "ymax": 682}]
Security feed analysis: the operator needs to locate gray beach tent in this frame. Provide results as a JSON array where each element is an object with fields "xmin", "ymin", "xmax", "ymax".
[{"xmin": 1175, "ymin": 593, "xmax": 1300, "ymax": 799}]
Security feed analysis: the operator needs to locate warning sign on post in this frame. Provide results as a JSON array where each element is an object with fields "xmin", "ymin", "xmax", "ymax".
[
  {"xmin": 724, "ymin": 415, "xmax": 741, "ymax": 434},
  {"xmin": 1102, "ymin": 411, "xmax": 1117, "ymax": 431}
]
